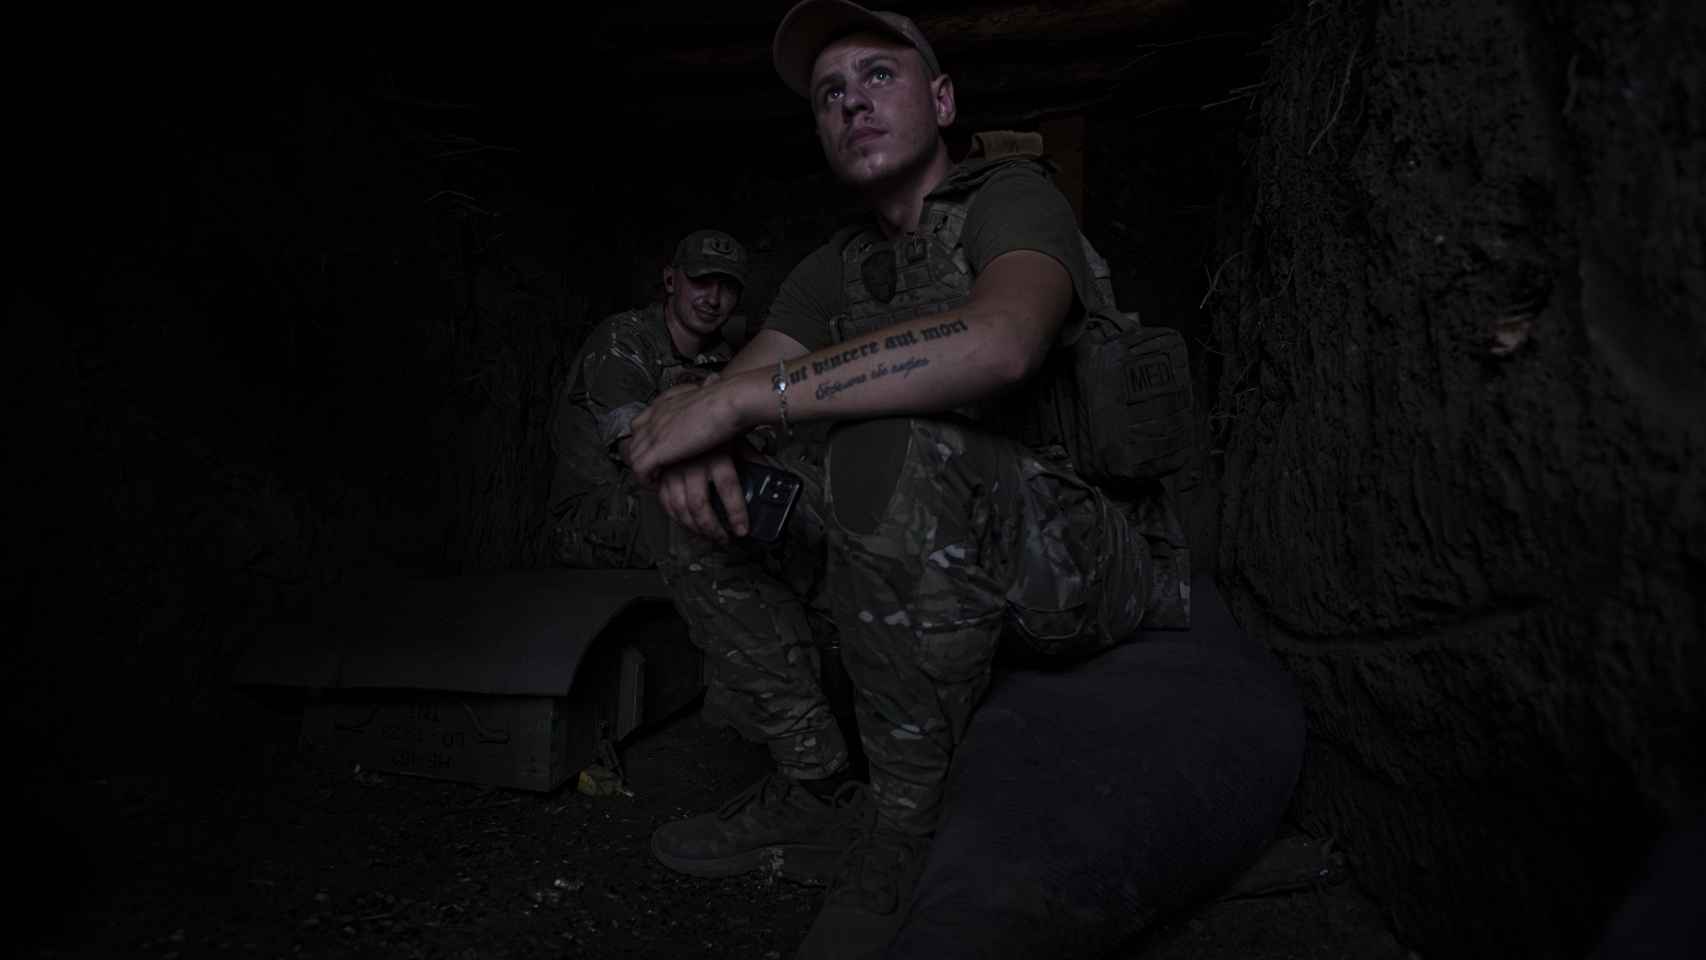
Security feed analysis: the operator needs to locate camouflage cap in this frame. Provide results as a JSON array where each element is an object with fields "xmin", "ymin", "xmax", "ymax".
[
  {"xmin": 672, "ymin": 229, "xmax": 749, "ymax": 286},
  {"xmin": 772, "ymin": 0, "xmax": 941, "ymax": 99}
]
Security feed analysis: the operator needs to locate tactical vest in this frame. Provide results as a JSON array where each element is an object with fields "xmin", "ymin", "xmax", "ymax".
[
  {"xmin": 831, "ymin": 155, "xmax": 1195, "ymax": 491},
  {"xmin": 830, "ymin": 155, "xmax": 1196, "ymax": 627}
]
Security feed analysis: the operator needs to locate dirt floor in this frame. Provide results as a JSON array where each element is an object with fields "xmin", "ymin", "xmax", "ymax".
[{"xmin": 22, "ymin": 701, "xmax": 1413, "ymax": 960}]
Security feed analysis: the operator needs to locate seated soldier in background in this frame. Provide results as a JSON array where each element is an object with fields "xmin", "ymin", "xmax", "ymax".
[{"xmin": 547, "ymin": 229, "xmax": 748, "ymax": 568}]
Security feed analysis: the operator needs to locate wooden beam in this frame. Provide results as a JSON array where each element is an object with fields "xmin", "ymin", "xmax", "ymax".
[
  {"xmin": 617, "ymin": 0, "xmax": 1197, "ymax": 74},
  {"xmin": 614, "ymin": 44, "xmax": 1177, "ymax": 108},
  {"xmin": 920, "ymin": 0, "xmax": 1194, "ymax": 53}
]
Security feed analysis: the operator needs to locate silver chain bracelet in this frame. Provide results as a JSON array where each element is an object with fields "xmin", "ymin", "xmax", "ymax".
[{"xmin": 772, "ymin": 360, "xmax": 793, "ymax": 438}]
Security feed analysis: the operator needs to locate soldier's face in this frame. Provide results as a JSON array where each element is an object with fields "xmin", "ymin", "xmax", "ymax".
[
  {"xmin": 664, "ymin": 268, "xmax": 739, "ymax": 337},
  {"xmin": 809, "ymin": 33, "xmax": 954, "ymax": 189}
]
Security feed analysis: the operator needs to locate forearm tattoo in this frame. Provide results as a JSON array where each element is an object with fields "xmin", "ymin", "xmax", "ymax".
[{"xmin": 786, "ymin": 318, "xmax": 967, "ymax": 403}]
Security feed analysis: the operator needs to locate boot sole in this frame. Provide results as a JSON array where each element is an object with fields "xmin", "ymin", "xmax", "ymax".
[{"xmin": 651, "ymin": 833, "xmax": 844, "ymax": 885}]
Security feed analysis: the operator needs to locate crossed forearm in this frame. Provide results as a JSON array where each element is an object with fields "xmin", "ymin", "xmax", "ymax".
[
  {"xmin": 624, "ymin": 251, "xmax": 1070, "ymax": 483},
  {"xmin": 728, "ymin": 306, "xmax": 1040, "ymax": 432}
]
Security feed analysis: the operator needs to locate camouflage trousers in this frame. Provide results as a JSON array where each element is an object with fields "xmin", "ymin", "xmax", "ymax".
[
  {"xmin": 658, "ymin": 416, "xmax": 1153, "ymax": 837},
  {"xmin": 552, "ymin": 477, "xmax": 666, "ymax": 570}
]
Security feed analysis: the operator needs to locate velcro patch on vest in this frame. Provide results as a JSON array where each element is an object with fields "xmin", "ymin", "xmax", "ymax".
[{"xmin": 861, "ymin": 247, "xmax": 898, "ymax": 303}]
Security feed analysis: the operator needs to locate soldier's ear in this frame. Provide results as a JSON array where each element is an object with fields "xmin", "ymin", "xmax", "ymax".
[
  {"xmin": 661, "ymin": 267, "xmax": 676, "ymax": 293},
  {"xmin": 932, "ymin": 73, "xmax": 957, "ymax": 128}
]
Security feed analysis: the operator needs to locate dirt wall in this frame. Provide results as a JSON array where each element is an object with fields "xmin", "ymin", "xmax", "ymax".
[{"xmin": 1209, "ymin": 0, "xmax": 1705, "ymax": 954}]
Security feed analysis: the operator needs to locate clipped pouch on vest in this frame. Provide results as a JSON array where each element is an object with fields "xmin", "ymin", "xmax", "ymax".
[{"xmin": 1071, "ymin": 316, "xmax": 1195, "ymax": 487}]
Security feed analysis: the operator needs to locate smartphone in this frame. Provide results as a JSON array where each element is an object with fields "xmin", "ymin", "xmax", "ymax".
[{"xmin": 709, "ymin": 460, "xmax": 802, "ymax": 544}]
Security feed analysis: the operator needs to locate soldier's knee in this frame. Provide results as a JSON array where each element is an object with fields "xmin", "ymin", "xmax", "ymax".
[{"xmin": 828, "ymin": 417, "xmax": 913, "ymax": 536}]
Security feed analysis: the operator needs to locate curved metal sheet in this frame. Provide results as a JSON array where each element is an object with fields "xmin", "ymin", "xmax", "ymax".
[{"xmin": 235, "ymin": 569, "xmax": 674, "ymax": 696}]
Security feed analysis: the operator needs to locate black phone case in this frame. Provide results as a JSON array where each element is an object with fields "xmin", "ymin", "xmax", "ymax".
[{"xmin": 710, "ymin": 460, "xmax": 802, "ymax": 543}]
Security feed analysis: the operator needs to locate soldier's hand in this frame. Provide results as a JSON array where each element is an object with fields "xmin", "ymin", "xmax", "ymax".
[
  {"xmin": 654, "ymin": 381, "xmax": 704, "ymax": 401},
  {"xmin": 626, "ymin": 377, "xmax": 746, "ymax": 482},
  {"xmin": 652, "ymin": 448, "xmax": 748, "ymax": 541},
  {"xmin": 617, "ymin": 382, "xmax": 698, "ymax": 467}
]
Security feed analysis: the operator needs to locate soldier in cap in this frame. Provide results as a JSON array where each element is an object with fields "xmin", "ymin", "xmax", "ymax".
[
  {"xmin": 547, "ymin": 229, "xmax": 748, "ymax": 568},
  {"xmin": 625, "ymin": 3, "xmax": 1188, "ymax": 956}
]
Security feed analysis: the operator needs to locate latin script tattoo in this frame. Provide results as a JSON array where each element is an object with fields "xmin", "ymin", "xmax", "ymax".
[{"xmin": 784, "ymin": 318, "xmax": 967, "ymax": 402}]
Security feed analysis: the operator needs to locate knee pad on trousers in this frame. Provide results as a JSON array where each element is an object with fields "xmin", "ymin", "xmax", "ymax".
[{"xmin": 828, "ymin": 417, "xmax": 911, "ymax": 536}]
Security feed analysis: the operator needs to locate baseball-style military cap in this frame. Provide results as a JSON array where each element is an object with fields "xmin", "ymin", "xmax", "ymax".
[
  {"xmin": 772, "ymin": 0, "xmax": 941, "ymax": 99},
  {"xmin": 672, "ymin": 229, "xmax": 749, "ymax": 286}
]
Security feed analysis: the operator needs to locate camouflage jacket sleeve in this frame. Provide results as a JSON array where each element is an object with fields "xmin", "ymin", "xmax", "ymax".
[
  {"xmin": 548, "ymin": 313, "xmax": 660, "ymax": 518},
  {"xmin": 577, "ymin": 313, "xmax": 662, "ymax": 453}
]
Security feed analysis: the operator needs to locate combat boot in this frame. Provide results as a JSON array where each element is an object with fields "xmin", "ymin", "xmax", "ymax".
[
  {"xmin": 651, "ymin": 774, "xmax": 868, "ymax": 884},
  {"xmin": 793, "ymin": 829, "xmax": 927, "ymax": 959}
]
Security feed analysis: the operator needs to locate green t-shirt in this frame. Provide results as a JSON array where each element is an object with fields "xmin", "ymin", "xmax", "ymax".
[{"xmin": 764, "ymin": 161, "xmax": 1096, "ymax": 351}]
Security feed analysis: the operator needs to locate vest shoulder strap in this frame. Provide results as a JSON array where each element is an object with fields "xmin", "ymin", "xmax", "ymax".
[{"xmin": 829, "ymin": 223, "xmax": 866, "ymax": 255}]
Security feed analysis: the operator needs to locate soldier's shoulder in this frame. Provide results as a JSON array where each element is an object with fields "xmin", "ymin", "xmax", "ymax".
[
  {"xmin": 587, "ymin": 307, "xmax": 665, "ymax": 353},
  {"xmin": 942, "ymin": 154, "xmax": 1055, "ymax": 196},
  {"xmin": 976, "ymin": 158, "xmax": 1059, "ymax": 197},
  {"xmin": 962, "ymin": 159, "xmax": 1071, "ymax": 231},
  {"xmin": 594, "ymin": 307, "xmax": 653, "ymax": 336}
]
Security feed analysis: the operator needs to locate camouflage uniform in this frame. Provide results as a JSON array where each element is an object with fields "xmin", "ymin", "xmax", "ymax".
[
  {"xmin": 663, "ymin": 155, "xmax": 1187, "ymax": 836},
  {"xmin": 549, "ymin": 302, "xmax": 731, "ymax": 568}
]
